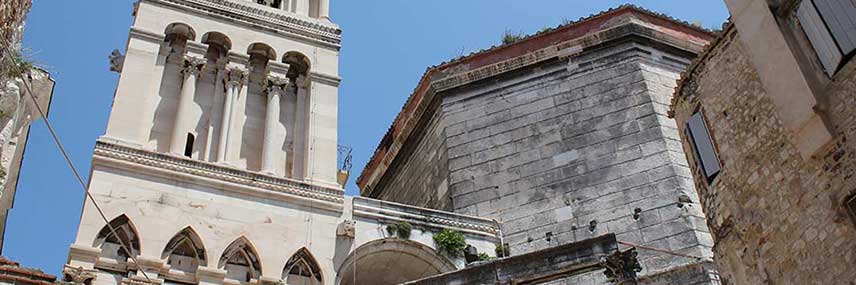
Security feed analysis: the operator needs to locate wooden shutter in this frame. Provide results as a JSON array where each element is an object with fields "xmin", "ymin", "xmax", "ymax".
[
  {"xmin": 798, "ymin": 0, "xmax": 844, "ymax": 77},
  {"xmin": 814, "ymin": 0, "xmax": 856, "ymax": 55},
  {"xmin": 686, "ymin": 112, "xmax": 721, "ymax": 182}
]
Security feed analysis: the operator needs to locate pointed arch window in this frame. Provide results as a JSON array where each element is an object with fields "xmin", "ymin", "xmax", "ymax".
[
  {"xmin": 94, "ymin": 214, "xmax": 141, "ymax": 263},
  {"xmin": 282, "ymin": 248, "xmax": 321, "ymax": 285},
  {"xmin": 162, "ymin": 227, "xmax": 206, "ymax": 275},
  {"xmin": 219, "ymin": 238, "xmax": 261, "ymax": 282}
]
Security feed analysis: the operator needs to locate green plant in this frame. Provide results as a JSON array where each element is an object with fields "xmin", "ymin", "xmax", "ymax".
[
  {"xmin": 495, "ymin": 243, "xmax": 510, "ymax": 258},
  {"xmin": 477, "ymin": 252, "xmax": 493, "ymax": 262},
  {"xmin": 386, "ymin": 221, "xmax": 412, "ymax": 239},
  {"xmin": 501, "ymin": 29, "xmax": 524, "ymax": 45},
  {"xmin": 1, "ymin": 48, "xmax": 33, "ymax": 79},
  {"xmin": 433, "ymin": 229, "xmax": 467, "ymax": 257}
]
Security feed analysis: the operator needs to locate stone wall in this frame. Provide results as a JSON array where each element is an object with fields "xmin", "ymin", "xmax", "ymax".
[
  {"xmin": 672, "ymin": 25, "xmax": 856, "ymax": 284},
  {"xmin": 370, "ymin": 99, "xmax": 451, "ymax": 210},
  {"xmin": 372, "ymin": 40, "xmax": 716, "ymax": 281},
  {"xmin": 0, "ymin": 0, "xmax": 31, "ymax": 82}
]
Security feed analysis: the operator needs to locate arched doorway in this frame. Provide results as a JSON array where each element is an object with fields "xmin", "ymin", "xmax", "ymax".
[{"xmin": 336, "ymin": 239, "xmax": 456, "ymax": 285}]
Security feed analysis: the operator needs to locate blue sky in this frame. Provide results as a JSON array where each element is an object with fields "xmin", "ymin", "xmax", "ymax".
[{"xmin": 3, "ymin": 0, "xmax": 729, "ymax": 276}]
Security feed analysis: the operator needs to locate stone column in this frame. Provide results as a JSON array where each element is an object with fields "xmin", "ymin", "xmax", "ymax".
[
  {"xmin": 319, "ymin": 0, "xmax": 330, "ymax": 20},
  {"xmin": 217, "ymin": 68, "xmax": 246, "ymax": 163},
  {"xmin": 170, "ymin": 57, "xmax": 205, "ymax": 155},
  {"xmin": 293, "ymin": 75, "xmax": 309, "ymax": 179},
  {"xmin": 262, "ymin": 77, "xmax": 288, "ymax": 174}
]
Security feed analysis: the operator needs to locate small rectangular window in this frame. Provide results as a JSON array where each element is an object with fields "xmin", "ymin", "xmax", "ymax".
[
  {"xmin": 797, "ymin": 0, "xmax": 856, "ymax": 77},
  {"xmin": 686, "ymin": 111, "xmax": 721, "ymax": 183}
]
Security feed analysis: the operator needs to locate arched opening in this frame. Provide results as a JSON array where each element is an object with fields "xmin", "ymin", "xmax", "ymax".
[
  {"xmin": 162, "ymin": 227, "xmax": 206, "ymax": 276},
  {"xmin": 218, "ymin": 237, "xmax": 262, "ymax": 283},
  {"xmin": 247, "ymin": 43, "xmax": 277, "ymax": 83},
  {"xmin": 282, "ymin": 248, "xmax": 322, "ymax": 285},
  {"xmin": 336, "ymin": 239, "xmax": 456, "ymax": 285},
  {"xmin": 201, "ymin": 32, "xmax": 232, "ymax": 65},
  {"xmin": 93, "ymin": 214, "xmax": 141, "ymax": 263},
  {"xmin": 164, "ymin": 23, "xmax": 196, "ymax": 63},
  {"xmin": 184, "ymin": 133, "xmax": 195, "ymax": 158},
  {"xmin": 282, "ymin": 51, "xmax": 310, "ymax": 80}
]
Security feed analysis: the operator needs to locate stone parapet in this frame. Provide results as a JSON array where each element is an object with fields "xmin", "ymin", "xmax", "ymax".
[{"xmin": 353, "ymin": 197, "xmax": 500, "ymax": 238}]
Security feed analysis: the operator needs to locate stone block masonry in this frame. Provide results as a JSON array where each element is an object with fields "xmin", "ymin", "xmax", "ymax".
[
  {"xmin": 672, "ymin": 23, "xmax": 856, "ymax": 284},
  {"xmin": 358, "ymin": 6, "xmax": 720, "ymax": 284},
  {"xmin": 445, "ymin": 43, "xmax": 712, "ymax": 281}
]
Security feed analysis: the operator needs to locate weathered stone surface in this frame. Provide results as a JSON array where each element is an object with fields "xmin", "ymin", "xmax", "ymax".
[
  {"xmin": 362, "ymin": 12, "xmax": 718, "ymax": 282},
  {"xmin": 672, "ymin": 21, "xmax": 856, "ymax": 284}
]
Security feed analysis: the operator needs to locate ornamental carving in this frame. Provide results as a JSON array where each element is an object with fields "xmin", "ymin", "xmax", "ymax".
[
  {"xmin": 266, "ymin": 76, "xmax": 289, "ymax": 96},
  {"xmin": 601, "ymin": 248, "xmax": 642, "ymax": 284},
  {"xmin": 225, "ymin": 67, "xmax": 248, "ymax": 85},
  {"xmin": 63, "ymin": 265, "xmax": 97, "ymax": 284},
  {"xmin": 183, "ymin": 57, "xmax": 206, "ymax": 76}
]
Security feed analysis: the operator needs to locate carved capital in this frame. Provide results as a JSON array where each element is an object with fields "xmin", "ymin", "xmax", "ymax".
[
  {"xmin": 225, "ymin": 67, "xmax": 248, "ymax": 86},
  {"xmin": 266, "ymin": 76, "xmax": 289, "ymax": 96},
  {"xmin": 183, "ymin": 57, "xmax": 206, "ymax": 77},
  {"xmin": 63, "ymin": 265, "xmax": 98, "ymax": 284},
  {"xmin": 601, "ymin": 248, "xmax": 641, "ymax": 284}
]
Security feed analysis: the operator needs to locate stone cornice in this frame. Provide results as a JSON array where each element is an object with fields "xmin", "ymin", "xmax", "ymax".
[
  {"xmin": 92, "ymin": 140, "xmax": 345, "ymax": 205},
  {"xmin": 352, "ymin": 197, "xmax": 500, "ymax": 238},
  {"xmin": 309, "ymin": 72, "xmax": 341, "ymax": 87},
  {"xmin": 142, "ymin": 0, "xmax": 341, "ymax": 48}
]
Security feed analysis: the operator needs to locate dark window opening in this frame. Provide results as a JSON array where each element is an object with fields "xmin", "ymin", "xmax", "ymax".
[
  {"xmin": 184, "ymin": 133, "xmax": 195, "ymax": 158},
  {"xmin": 257, "ymin": 0, "xmax": 281, "ymax": 9},
  {"xmin": 686, "ymin": 111, "xmax": 721, "ymax": 184}
]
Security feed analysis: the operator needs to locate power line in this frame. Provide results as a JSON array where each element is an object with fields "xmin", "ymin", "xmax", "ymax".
[
  {"xmin": 618, "ymin": 241, "xmax": 707, "ymax": 260},
  {"xmin": 0, "ymin": 37, "xmax": 154, "ymax": 283}
]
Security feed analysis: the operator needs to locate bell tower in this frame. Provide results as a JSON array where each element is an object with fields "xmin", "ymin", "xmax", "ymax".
[
  {"xmin": 65, "ymin": 1, "xmax": 343, "ymax": 284},
  {"xmin": 101, "ymin": 0, "xmax": 341, "ymax": 185}
]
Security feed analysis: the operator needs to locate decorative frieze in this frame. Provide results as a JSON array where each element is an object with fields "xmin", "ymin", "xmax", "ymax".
[
  {"xmin": 144, "ymin": 0, "xmax": 341, "ymax": 47},
  {"xmin": 93, "ymin": 140, "xmax": 345, "ymax": 203},
  {"xmin": 352, "ymin": 197, "xmax": 500, "ymax": 238}
]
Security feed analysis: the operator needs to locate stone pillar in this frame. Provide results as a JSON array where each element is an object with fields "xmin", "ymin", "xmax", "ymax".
[
  {"xmin": 217, "ymin": 68, "xmax": 246, "ymax": 163},
  {"xmin": 319, "ymin": 0, "xmax": 330, "ymax": 20},
  {"xmin": 262, "ymin": 77, "xmax": 288, "ymax": 174},
  {"xmin": 170, "ymin": 57, "xmax": 205, "ymax": 155},
  {"xmin": 293, "ymin": 75, "xmax": 309, "ymax": 179},
  {"xmin": 206, "ymin": 58, "xmax": 228, "ymax": 161}
]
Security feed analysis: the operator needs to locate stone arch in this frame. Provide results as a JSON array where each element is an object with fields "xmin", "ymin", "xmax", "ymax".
[
  {"xmin": 218, "ymin": 236, "xmax": 262, "ymax": 282},
  {"xmin": 282, "ymin": 51, "xmax": 311, "ymax": 79},
  {"xmin": 282, "ymin": 247, "xmax": 322, "ymax": 285},
  {"xmin": 93, "ymin": 214, "xmax": 141, "ymax": 262},
  {"xmin": 335, "ymin": 238, "xmax": 456, "ymax": 285},
  {"xmin": 201, "ymin": 32, "xmax": 232, "ymax": 61},
  {"xmin": 164, "ymin": 22, "xmax": 197, "ymax": 41},
  {"xmin": 247, "ymin": 43, "xmax": 277, "ymax": 62},
  {"xmin": 162, "ymin": 227, "xmax": 207, "ymax": 274}
]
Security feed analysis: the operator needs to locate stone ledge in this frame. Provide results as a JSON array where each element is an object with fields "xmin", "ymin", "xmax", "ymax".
[
  {"xmin": 144, "ymin": 0, "xmax": 341, "ymax": 47},
  {"xmin": 352, "ymin": 197, "xmax": 500, "ymax": 238},
  {"xmin": 92, "ymin": 140, "xmax": 345, "ymax": 204}
]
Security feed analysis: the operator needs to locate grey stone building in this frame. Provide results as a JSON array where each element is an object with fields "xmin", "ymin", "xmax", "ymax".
[{"xmin": 358, "ymin": 5, "xmax": 719, "ymax": 283}]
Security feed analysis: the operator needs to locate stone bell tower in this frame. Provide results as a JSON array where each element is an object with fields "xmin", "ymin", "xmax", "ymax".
[
  {"xmin": 103, "ymin": 0, "xmax": 341, "ymax": 185},
  {"xmin": 64, "ymin": 0, "xmax": 343, "ymax": 284}
]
